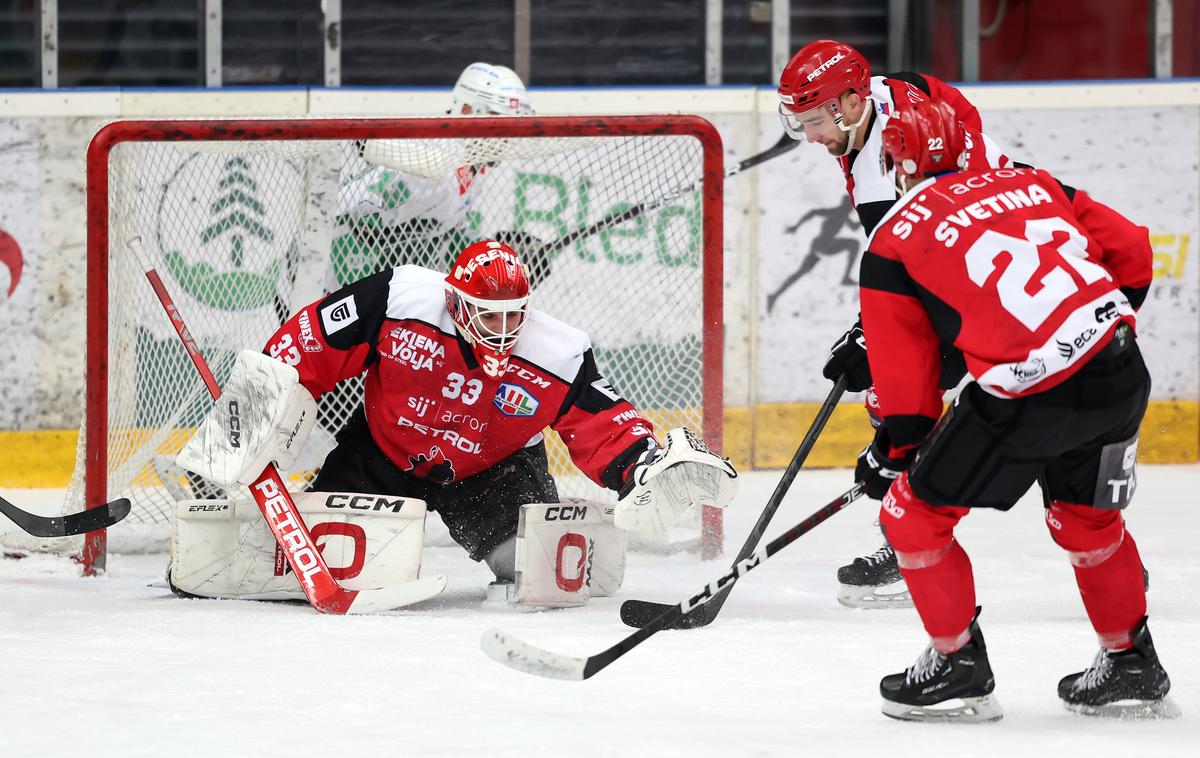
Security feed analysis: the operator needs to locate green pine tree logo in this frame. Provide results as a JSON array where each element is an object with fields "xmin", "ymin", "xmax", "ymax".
[{"xmin": 163, "ymin": 156, "xmax": 287, "ymax": 311}]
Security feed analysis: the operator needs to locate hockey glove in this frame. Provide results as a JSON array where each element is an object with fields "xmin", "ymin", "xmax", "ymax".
[
  {"xmin": 616, "ymin": 428, "xmax": 737, "ymax": 534},
  {"xmin": 855, "ymin": 428, "xmax": 916, "ymax": 500},
  {"xmin": 823, "ymin": 317, "xmax": 872, "ymax": 392}
]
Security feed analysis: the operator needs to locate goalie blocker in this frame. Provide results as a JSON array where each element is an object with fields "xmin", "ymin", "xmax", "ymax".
[{"xmin": 170, "ymin": 490, "xmax": 445, "ymax": 606}]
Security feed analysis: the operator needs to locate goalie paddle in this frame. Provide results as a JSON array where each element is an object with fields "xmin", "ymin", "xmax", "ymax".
[
  {"xmin": 620, "ymin": 376, "xmax": 848, "ymax": 629},
  {"xmin": 542, "ymin": 133, "xmax": 799, "ymax": 256},
  {"xmin": 0, "ymin": 495, "xmax": 132, "ymax": 538},
  {"xmin": 482, "ymin": 481, "xmax": 865, "ymax": 680},
  {"xmin": 129, "ymin": 236, "xmax": 441, "ymax": 615}
]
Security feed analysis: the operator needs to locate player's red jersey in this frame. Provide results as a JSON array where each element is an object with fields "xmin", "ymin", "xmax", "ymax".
[
  {"xmin": 860, "ymin": 166, "xmax": 1153, "ymax": 449},
  {"xmin": 264, "ymin": 265, "xmax": 656, "ymax": 488}
]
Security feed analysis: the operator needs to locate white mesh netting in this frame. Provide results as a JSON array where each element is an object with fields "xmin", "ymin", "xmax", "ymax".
[{"xmin": 60, "ymin": 119, "xmax": 720, "ymax": 558}]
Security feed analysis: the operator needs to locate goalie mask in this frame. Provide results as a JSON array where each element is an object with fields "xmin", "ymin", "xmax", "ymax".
[
  {"xmin": 450, "ymin": 62, "xmax": 533, "ymax": 116},
  {"xmin": 881, "ymin": 99, "xmax": 968, "ymax": 193},
  {"xmin": 777, "ymin": 40, "xmax": 872, "ymax": 156},
  {"xmin": 445, "ymin": 240, "xmax": 531, "ymax": 377}
]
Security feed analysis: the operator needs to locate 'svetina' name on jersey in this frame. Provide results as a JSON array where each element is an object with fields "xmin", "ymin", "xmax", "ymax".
[{"xmin": 888, "ymin": 170, "xmax": 1054, "ymax": 244}]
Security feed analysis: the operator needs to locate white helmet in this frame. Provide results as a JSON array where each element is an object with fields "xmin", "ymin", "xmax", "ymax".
[{"xmin": 450, "ymin": 62, "xmax": 533, "ymax": 116}]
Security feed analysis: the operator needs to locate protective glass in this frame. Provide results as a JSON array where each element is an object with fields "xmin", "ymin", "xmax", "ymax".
[{"xmin": 778, "ymin": 100, "xmax": 840, "ymax": 141}]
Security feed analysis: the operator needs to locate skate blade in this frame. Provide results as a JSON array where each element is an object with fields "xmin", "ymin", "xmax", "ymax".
[
  {"xmin": 837, "ymin": 581, "xmax": 913, "ymax": 610},
  {"xmin": 882, "ymin": 694, "xmax": 1004, "ymax": 723},
  {"xmin": 1064, "ymin": 696, "xmax": 1181, "ymax": 720}
]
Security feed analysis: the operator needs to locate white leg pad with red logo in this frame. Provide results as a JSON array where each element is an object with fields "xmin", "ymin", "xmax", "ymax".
[
  {"xmin": 170, "ymin": 490, "xmax": 442, "ymax": 605},
  {"xmin": 510, "ymin": 500, "xmax": 626, "ymax": 608}
]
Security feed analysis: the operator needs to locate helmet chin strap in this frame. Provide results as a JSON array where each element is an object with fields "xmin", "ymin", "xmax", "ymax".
[{"xmin": 836, "ymin": 96, "xmax": 873, "ymax": 157}]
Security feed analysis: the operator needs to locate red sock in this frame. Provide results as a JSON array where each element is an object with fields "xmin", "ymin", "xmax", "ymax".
[
  {"xmin": 1073, "ymin": 531, "xmax": 1147, "ymax": 649},
  {"xmin": 899, "ymin": 540, "xmax": 976, "ymax": 653}
]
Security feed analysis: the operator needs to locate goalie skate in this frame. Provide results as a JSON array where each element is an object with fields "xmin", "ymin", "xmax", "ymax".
[
  {"xmin": 1058, "ymin": 617, "xmax": 1180, "ymax": 719},
  {"xmin": 836, "ymin": 542, "xmax": 912, "ymax": 609}
]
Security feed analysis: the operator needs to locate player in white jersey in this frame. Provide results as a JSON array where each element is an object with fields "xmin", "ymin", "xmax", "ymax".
[
  {"xmin": 776, "ymin": 40, "xmax": 1012, "ymax": 608},
  {"xmin": 335, "ymin": 62, "xmax": 547, "ymax": 286}
]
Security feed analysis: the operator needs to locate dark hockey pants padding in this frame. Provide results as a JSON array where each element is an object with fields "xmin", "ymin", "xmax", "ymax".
[
  {"xmin": 877, "ymin": 334, "xmax": 1151, "ymax": 649},
  {"xmin": 312, "ymin": 408, "xmax": 558, "ymax": 563}
]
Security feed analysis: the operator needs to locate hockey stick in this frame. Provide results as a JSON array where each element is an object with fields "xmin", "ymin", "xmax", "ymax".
[
  {"xmin": 130, "ymin": 236, "xmax": 445, "ymax": 614},
  {"xmin": 541, "ymin": 133, "xmax": 799, "ymax": 256},
  {"xmin": 0, "ymin": 495, "xmax": 131, "ymax": 538},
  {"xmin": 482, "ymin": 481, "xmax": 866, "ymax": 680},
  {"xmin": 619, "ymin": 376, "xmax": 848, "ymax": 629}
]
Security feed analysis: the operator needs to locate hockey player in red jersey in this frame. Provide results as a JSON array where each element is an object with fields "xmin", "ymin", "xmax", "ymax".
[
  {"xmin": 176, "ymin": 239, "xmax": 736, "ymax": 604},
  {"xmin": 777, "ymin": 39, "xmax": 1011, "ymax": 607},
  {"xmin": 856, "ymin": 97, "xmax": 1174, "ymax": 721}
]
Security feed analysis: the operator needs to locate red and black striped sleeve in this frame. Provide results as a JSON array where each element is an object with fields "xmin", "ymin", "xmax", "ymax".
[{"xmin": 858, "ymin": 244, "xmax": 945, "ymax": 452}]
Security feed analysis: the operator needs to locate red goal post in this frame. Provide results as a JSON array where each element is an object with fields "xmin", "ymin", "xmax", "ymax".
[{"xmin": 77, "ymin": 115, "xmax": 725, "ymax": 573}]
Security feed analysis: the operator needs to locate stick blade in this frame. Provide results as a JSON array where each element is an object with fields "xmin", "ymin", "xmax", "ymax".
[
  {"xmin": 60, "ymin": 497, "xmax": 132, "ymax": 535},
  {"xmin": 481, "ymin": 629, "xmax": 588, "ymax": 681},
  {"xmin": 619, "ymin": 599, "xmax": 714, "ymax": 629},
  {"xmin": 342, "ymin": 574, "xmax": 447, "ymax": 615}
]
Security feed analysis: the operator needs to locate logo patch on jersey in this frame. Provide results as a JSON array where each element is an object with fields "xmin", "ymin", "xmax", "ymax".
[
  {"xmin": 1009, "ymin": 356, "xmax": 1046, "ymax": 385},
  {"xmin": 494, "ymin": 383, "xmax": 539, "ymax": 417},
  {"xmin": 320, "ymin": 295, "xmax": 358, "ymax": 335},
  {"xmin": 297, "ymin": 311, "xmax": 322, "ymax": 352}
]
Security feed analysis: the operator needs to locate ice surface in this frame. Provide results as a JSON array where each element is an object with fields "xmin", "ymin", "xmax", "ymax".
[{"xmin": 1, "ymin": 466, "xmax": 1197, "ymax": 757}]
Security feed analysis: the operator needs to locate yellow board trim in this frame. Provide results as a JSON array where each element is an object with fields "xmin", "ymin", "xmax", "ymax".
[{"xmin": 2, "ymin": 400, "xmax": 1196, "ymax": 488}]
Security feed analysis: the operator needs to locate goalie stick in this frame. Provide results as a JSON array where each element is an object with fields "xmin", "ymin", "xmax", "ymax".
[
  {"xmin": 620, "ymin": 376, "xmax": 848, "ymax": 629},
  {"xmin": 541, "ymin": 133, "xmax": 799, "ymax": 256},
  {"xmin": 129, "ymin": 236, "xmax": 445, "ymax": 615},
  {"xmin": 0, "ymin": 495, "xmax": 131, "ymax": 538},
  {"xmin": 482, "ymin": 481, "xmax": 865, "ymax": 680}
]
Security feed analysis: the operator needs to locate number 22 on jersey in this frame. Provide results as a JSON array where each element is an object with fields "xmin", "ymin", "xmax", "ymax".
[{"xmin": 964, "ymin": 217, "xmax": 1112, "ymax": 331}]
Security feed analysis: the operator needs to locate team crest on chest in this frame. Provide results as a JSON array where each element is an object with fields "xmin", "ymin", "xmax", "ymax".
[{"xmin": 494, "ymin": 383, "xmax": 539, "ymax": 417}]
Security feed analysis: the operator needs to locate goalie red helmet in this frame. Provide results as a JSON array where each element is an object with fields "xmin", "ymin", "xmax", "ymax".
[
  {"xmin": 445, "ymin": 240, "xmax": 531, "ymax": 377},
  {"xmin": 881, "ymin": 99, "xmax": 968, "ymax": 191}
]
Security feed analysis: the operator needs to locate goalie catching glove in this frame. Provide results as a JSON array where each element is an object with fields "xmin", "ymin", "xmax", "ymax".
[
  {"xmin": 176, "ymin": 350, "xmax": 318, "ymax": 488},
  {"xmin": 615, "ymin": 428, "xmax": 737, "ymax": 534}
]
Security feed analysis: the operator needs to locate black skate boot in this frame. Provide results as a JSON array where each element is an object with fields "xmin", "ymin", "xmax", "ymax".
[
  {"xmin": 837, "ymin": 541, "xmax": 911, "ymax": 609},
  {"xmin": 1058, "ymin": 616, "xmax": 1180, "ymax": 719},
  {"xmin": 880, "ymin": 607, "xmax": 1003, "ymax": 722}
]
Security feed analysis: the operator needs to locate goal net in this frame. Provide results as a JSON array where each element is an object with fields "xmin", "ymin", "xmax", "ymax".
[{"xmin": 56, "ymin": 115, "xmax": 725, "ymax": 572}]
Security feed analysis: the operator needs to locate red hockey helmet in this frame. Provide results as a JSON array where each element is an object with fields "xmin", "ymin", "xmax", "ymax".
[
  {"xmin": 777, "ymin": 40, "xmax": 872, "ymax": 150},
  {"xmin": 778, "ymin": 40, "xmax": 871, "ymax": 112},
  {"xmin": 881, "ymin": 99, "xmax": 968, "ymax": 191},
  {"xmin": 445, "ymin": 240, "xmax": 531, "ymax": 377}
]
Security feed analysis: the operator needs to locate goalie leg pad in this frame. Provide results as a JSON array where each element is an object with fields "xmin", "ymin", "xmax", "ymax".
[
  {"xmin": 510, "ymin": 500, "xmax": 625, "ymax": 608},
  {"xmin": 170, "ymin": 491, "xmax": 432, "ymax": 601}
]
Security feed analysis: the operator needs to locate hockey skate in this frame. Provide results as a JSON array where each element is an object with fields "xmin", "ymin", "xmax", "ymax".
[
  {"xmin": 837, "ymin": 542, "xmax": 912, "ymax": 608},
  {"xmin": 1058, "ymin": 616, "xmax": 1180, "ymax": 719},
  {"xmin": 880, "ymin": 608, "xmax": 1003, "ymax": 723}
]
